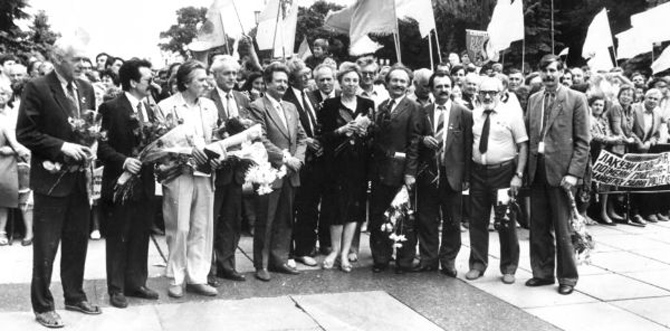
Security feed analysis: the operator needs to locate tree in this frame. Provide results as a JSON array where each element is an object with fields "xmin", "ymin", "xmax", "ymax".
[
  {"xmin": 158, "ymin": 6, "xmax": 207, "ymax": 58},
  {"xmin": 0, "ymin": 0, "xmax": 30, "ymax": 54},
  {"xmin": 26, "ymin": 10, "xmax": 60, "ymax": 57},
  {"xmin": 295, "ymin": 1, "xmax": 345, "ymax": 52}
]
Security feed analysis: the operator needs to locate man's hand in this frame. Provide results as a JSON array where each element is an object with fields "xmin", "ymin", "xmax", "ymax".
[
  {"xmin": 404, "ymin": 175, "xmax": 416, "ymax": 189},
  {"xmin": 61, "ymin": 142, "xmax": 91, "ymax": 162},
  {"xmin": 123, "ymin": 158, "xmax": 142, "ymax": 175},
  {"xmin": 192, "ymin": 147, "xmax": 208, "ymax": 165},
  {"xmin": 285, "ymin": 157, "xmax": 302, "ymax": 172},
  {"xmin": 560, "ymin": 175, "xmax": 578, "ymax": 191},
  {"xmin": 422, "ymin": 136, "xmax": 440, "ymax": 150},
  {"xmin": 306, "ymin": 138, "xmax": 321, "ymax": 151},
  {"xmin": 17, "ymin": 147, "xmax": 30, "ymax": 161},
  {"xmin": 509, "ymin": 175, "xmax": 522, "ymax": 197}
]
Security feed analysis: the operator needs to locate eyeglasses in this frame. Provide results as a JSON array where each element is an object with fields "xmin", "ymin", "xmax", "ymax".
[
  {"xmin": 478, "ymin": 90, "xmax": 499, "ymax": 97},
  {"xmin": 361, "ymin": 71, "xmax": 375, "ymax": 76}
]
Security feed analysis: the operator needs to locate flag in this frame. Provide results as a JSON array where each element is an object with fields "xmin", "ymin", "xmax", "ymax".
[
  {"xmin": 297, "ymin": 37, "xmax": 312, "ymax": 60},
  {"xmin": 396, "ymin": 0, "xmax": 436, "ymax": 38},
  {"xmin": 256, "ymin": 0, "xmax": 299, "ymax": 57},
  {"xmin": 466, "ymin": 30, "xmax": 491, "ymax": 67},
  {"xmin": 558, "ymin": 47, "xmax": 569, "ymax": 57},
  {"xmin": 651, "ymin": 45, "xmax": 670, "ymax": 74},
  {"xmin": 486, "ymin": 0, "xmax": 524, "ymax": 61},
  {"xmin": 616, "ymin": 28, "xmax": 652, "ymax": 59},
  {"xmin": 323, "ymin": 0, "xmax": 394, "ymax": 56},
  {"xmin": 582, "ymin": 8, "xmax": 613, "ymax": 60},
  {"xmin": 631, "ymin": 2, "xmax": 670, "ymax": 44},
  {"xmin": 190, "ymin": 0, "xmax": 244, "ymax": 52},
  {"xmin": 587, "ymin": 48, "xmax": 613, "ymax": 72}
]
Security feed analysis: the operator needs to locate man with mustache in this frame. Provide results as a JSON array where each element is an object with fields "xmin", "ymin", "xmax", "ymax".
[{"xmin": 465, "ymin": 77, "xmax": 528, "ymax": 285}]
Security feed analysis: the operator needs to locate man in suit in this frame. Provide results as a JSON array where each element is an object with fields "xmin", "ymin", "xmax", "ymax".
[
  {"xmin": 465, "ymin": 77, "xmax": 528, "ymax": 285},
  {"xmin": 311, "ymin": 64, "xmax": 339, "ymax": 104},
  {"xmin": 357, "ymin": 56, "xmax": 389, "ymax": 109},
  {"xmin": 206, "ymin": 56, "xmax": 251, "ymax": 285},
  {"xmin": 414, "ymin": 73, "xmax": 472, "ymax": 277},
  {"xmin": 525, "ymin": 55, "xmax": 590, "ymax": 295},
  {"xmin": 17, "ymin": 37, "xmax": 102, "ymax": 328},
  {"xmin": 284, "ymin": 59, "xmax": 323, "ymax": 267},
  {"xmin": 98, "ymin": 58, "xmax": 160, "ymax": 308},
  {"xmin": 248, "ymin": 62, "xmax": 307, "ymax": 281},
  {"xmin": 369, "ymin": 64, "xmax": 422, "ymax": 274},
  {"xmin": 408, "ymin": 68, "xmax": 434, "ymax": 107}
]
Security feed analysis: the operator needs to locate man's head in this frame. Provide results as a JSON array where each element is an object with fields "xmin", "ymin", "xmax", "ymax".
[
  {"xmin": 561, "ymin": 70, "xmax": 573, "ymax": 87},
  {"xmin": 450, "ymin": 65, "xmax": 466, "ymax": 87},
  {"xmin": 571, "ymin": 67, "xmax": 585, "ymax": 85},
  {"xmin": 492, "ymin": 63, "xmax": 503, "ymax": 75},
  {"xmin": 38, "ymin": 61, "xmax": 54, "ymax": 76},
  {"xmin": 263, "ymin": 62, "xmax": 290, "ymax": 100},
  {"xmin": 478, "ymin": 77, "xmax": 502, "ymax": 111},
  {"xmin": 412, "ymin": 68, "xmax": 433, "ymax": 100},
  {"xmin": 435, "ymin": 62, "xmax": 451, "ymax": 76},
  {"xmin": 7, "ymin": 64, "xmax": 27, "ymax": 84},
  {"xmin": 176, "ymin": 60, "xmax": 208, "ymax": 97},
  {"xmin": 631, "ymin": 72, "xmax": 646, "ymax": 89},
  {"xmin": 50, "ymin": 36, "xmax": 89, "ymax": 82},
  {"xmin": 650, "ymin": 77, "xmax": 669, "ymax": 98},
  {"xmin": 356, "ymin": 56, "xmax": 378, "ymax": 88},
  {"xmin": 210, "ymin": 55, "xmax": 240, "ymax": 92},
  {"xmin": 0, "ymin": 54, "xmax": 18, "ymax": 74},
  {"xmin": 429, "ymin": 73, "xmax": 452, "ymax": 105},
  {"xmin": 119, "ymin": 58, "xmax": 153, "ymax": 99},
  {"xmin": 312, "ymin": 39, "xmax": 329, "ymax": 59},
  {"xmin": 106, "ymin": 57, "xmax": 124, "ymax": 74},
  {"xmin": 448, "ymin": 52, "xmax": 460, "ymax": 66},
  {"xmin": 508, "ymin": 69, "xmax": 524, "ymax": 92},
  {"xmin": 460, "ymin": 51, "xmax": 471, "ymax": 66},
  {"xmin": 95, "ymin": 53, "xmax": 109, "ymax": 71},
  {"xmin": 644, "ymin": 88, "xmax": 662, "ymax": 111},
  {"xmin": 538, "ymin": 54, "xmax": 564, "ymax": 91},
  {"xmin": 313, "ymin": 64, "xmax": 335, "ymax": 95},
  {"xmin": 286, "ymin": 58, "xmax": 311, "ymax": 90},
  {"xmin": 74, "ymin": 57, "xmax": 93, "ymax": 79},
  {"xmin": 464, "ymin": 73, "xmax": 480, "ymax": 95},
  {"xmin": 385, "ymin": 64, "xmax": 413, "ymax": 99}
]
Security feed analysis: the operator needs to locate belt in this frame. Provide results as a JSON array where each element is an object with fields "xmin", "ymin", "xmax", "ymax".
[{"xmin": 473, "ymin": 159, "xmax": 514, "ymax": 170}]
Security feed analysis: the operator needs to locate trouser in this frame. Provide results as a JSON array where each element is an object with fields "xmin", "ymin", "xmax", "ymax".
[
  {"xmin": 468, "ymin": 162, "xmax": 519, "ymax": 275},
  {"xmin": 529, "ymin": 157, "xmax": 578, "ymax": 286},
  {"xmin": 254, "ymin": 179, "xmax": 295, "ymax": 270},
  {"xmin": 104, "ymin": 198, "xmax": 153, "ymax": 295},
  {"xmin": 162, "ymin": 174, "xmax": 214, "ymax": 285},
  {"xmin": 369, "ymin": 181, "xmax": 416, "ymax": 268},
  {"xmin": 293, "ymin": 161, "xmax": 328, "ymax": 257},
  {"xmin": 31, "ymin": 186, "xmax": 90, "ymax": 313},
  {"xmin": 210, "ymin": 182, "xmax": 243, "ymax": 276}
]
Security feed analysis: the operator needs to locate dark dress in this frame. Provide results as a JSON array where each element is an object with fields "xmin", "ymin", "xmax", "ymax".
[{"xmin": 319, "ymin": 96, "xmax": 374, "ymax": 226}]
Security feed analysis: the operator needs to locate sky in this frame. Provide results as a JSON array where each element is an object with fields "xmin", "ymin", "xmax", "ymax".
[{"xmin": 23, "ymin": 0, "xmax": 354, "ymax": 67}]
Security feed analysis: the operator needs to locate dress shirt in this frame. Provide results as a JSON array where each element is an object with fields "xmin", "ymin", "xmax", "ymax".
[
  {"xmin": 158, "ymin": 93, "xmax": 218, "ymax": 147},
  {"xmin": 216, "ymin": 87, "xmax": 238, "ymax": 118},
  {"xmin": 319, "ymin": 90, "xmax": 336, "ymax": 102},
  {"xmin": 433, "ymin": 101, "xmax": 451, "ymax": 144},
  {"xmin": 359, "ymin": 85, "xmax": 389, "ymax": 109},
  {"xmin": 389, "ymin": 95, "xmax": 406, "ymax": 113},
  {"xmin": 55, "ymin": 70, "xmax": 80, "ymax": 115},
  {"xmin": 266, "ymin": 94, "xmax": 288, "ymax": 130},
  {"xmin": 643, "ymin": 109, "xmax": 653, "ymax": 138},
  {"xmin": 472, "ymin": 101, "xmax": 528, "ymax": 165},
  {"xmin": 125, "ymin": 92, "xmax": 148, "ymax": 121}
]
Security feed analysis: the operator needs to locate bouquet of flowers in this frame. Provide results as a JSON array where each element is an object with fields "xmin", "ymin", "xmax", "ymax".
[
  {"xmin": 380, "ymin": 186, "xmax": 413, "ymax": 248},
  {"xmin": 566, "ymin": 189, "xmax": 595, "ymax": 264},
  {"xmin": 244, "ymin": 145, "xmax": 287, "ymax": 195},
  {"xmin": 44, "ymin": 110, "xmax": 107, "ymax": 203}
]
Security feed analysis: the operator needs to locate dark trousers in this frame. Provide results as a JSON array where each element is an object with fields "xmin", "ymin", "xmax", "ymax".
[
  {"xmin": 529, "ymin": 157, "xmax": 578, "ymax": 286},
  {"xmin": 253, "ymin": 179, "xmax": 295, "ymax": 270},
  {"xmin": 293, "ymin": 161, "xmax": 328, "ymax": 257},
  {"xmin": 103, "ymin": 198, "xmax": 152, "ymax": 295},
  {"xmin": 211, "ymin": 183, "xmax": 243, "ymax": 276},
  {"xmin": 31, "ymin": 187, "xmax": 90, "ymax": 313},
  {"xmin": 468, "ymin": 162, "xmax": 519, "ymax": 275},
  {"xmin": 369, "ymin": 181, "xmax": 416, "ymax": 268},
  {"xmin": 416, "ymin": 170, "xmax": 462, "ymax": 269}
]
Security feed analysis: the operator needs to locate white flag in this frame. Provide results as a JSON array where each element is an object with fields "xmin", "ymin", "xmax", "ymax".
[
  {"xmin": 323, "ymin": 0, "xmax": 393, "ymax": 56},
  {"xmin": 297, "ymin": 37, "xmax": 312, "ymax": 60},
  {"xmin": 616, "ymin": 28, "xmax": 652, "ymax": 60},
  {"xmin": 631, "ymin": 2, "xmax": 670, "ymax": 44},
  {"xmin": 486, "ymin": 0, "xmax": 524, "ymax": 61},
  {"xmin": 396, "ymin": 0, "xmax": 436, "ymax": 38},
  {"xmin": 558, "ymin": 47, "xmax": 569, "ymax": 57},
  {"xmin": 256, "ymin": 0, "xmax": 299, "ymax": 57},
  {"xmin": 587, "ymin": 48, "xmax": 614, "ymax": 72},
  {"xmin": 582, "ymin": 8, "xmax": 613, "ymax": 60},
  {"xmin": 651, "ymin": 45, "xmax": 670, "ymax": 74}
]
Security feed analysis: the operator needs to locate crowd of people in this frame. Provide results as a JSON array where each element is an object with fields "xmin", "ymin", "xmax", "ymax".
[{"xmin": 1, "ymin": 35, "xmax": 670, "ymax": 329}]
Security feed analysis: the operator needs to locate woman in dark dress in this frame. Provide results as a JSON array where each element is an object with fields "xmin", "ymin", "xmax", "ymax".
[{"xmin": 318, "ymin": 62, "xmax": 375, "ymax": 272}]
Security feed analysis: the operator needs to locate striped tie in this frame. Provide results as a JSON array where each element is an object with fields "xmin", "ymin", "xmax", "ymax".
[{"xmin": 435, "ymin": 105, "xmax": 445, "ymax": 144}]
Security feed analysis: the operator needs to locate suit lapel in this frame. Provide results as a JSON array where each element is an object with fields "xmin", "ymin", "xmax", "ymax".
[
  {"xmin": 47, "ymin": 72, "xmax": 72, "ymax": 119},
  {"xmin": 210, "ymin": 90, "xmax": 228, "ymax": 122},
  {"xmin": 425, "ymin": 104, "xmax": 435, "ymax": 133},
  {"xmin": 545, "ymin": 87, "xmax": 566, "ymax": 133},
  {"xmin": 282, "ymin": 101, "xmax": 296, "ymax": 140},
  {"xmin": 263, "ymin": 96, "xmax": 290, "ymax": 139},
  {"xmin": 391, "ymin": 97, "xmax": 410, "ymax": 120},
  {"xmin": 530, "ymin": 93, "xmax": 543, "ymax": 140},
  {"xmin": 445, "ymin": 103, "xmax": 460, "ymax": 151}
]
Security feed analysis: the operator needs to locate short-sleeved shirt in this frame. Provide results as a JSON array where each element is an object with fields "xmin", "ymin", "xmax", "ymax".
[{"xmin": 472, "ymin": 101, "xmax": 528, "ymax": 165}]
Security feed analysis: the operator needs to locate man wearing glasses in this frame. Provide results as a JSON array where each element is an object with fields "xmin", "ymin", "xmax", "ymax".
[
  {"xmin": 356, "ymin": 56, "xmax": 388, "ymax": 109},
  {"xmin": 465, "ymin": 77, "xmax": 528, "ymax": 285}
]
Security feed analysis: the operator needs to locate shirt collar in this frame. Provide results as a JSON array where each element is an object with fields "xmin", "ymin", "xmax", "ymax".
[
  {"xmin": 435, "ymin": 100, "xmax": 451, "ymax": 111},
  {"xmin": 55, "ymin": 70, "xmax": 76, "ymax": 91},
  {"xmin": 217, "ymin": 86, "xmax": 233, "ymax": 99},
  {"xmin": 125, "ymin": 92, "xmax": 141, "ymax": 110},
  {"xmin": 266, "ymin": 93, "xmax": 282, "ymax": 109},
  {"xmin": 320, "ymin": 90, "xmax": 334, "ymax": 100}
]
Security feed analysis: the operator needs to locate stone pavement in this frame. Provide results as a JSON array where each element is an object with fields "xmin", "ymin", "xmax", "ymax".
[{"xmin": 1, "ymin": 219, "xmax": 670, "ymax": 330}]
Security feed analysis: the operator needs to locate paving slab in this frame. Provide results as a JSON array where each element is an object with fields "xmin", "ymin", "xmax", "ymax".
[
  {"xmin": 596, "ymin": 234, "xmax": 670, "ymax": 252},
  {"xmin": 577, "ymin": 273, "xmax": 670, "ymax": 301},
  {"xmin": 611, "ymin": 297, "xmax": 670, "ymax": 328},
  {"xmin": 527, "ymin": 302, "xmax": 669, "ymax": 331},
  {"xmin": 624, "ymin": 270, "xmax": 670, "ymax": 291},
  {"xmin": 589, "ymin": 251, "xmax": 670, "ymax": 273}
]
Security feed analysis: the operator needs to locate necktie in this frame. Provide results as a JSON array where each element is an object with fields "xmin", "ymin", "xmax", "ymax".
[
  {"xmin": 276, "ymin": 104, "xmax": 288, "ymax": 131},
  {"xmin": 226, "ymin": 93, "xmax": 238, "ymax": 118},
  {"xmin": 137, "ymin": 101, "xmax": 146, "ymax": 123},
  {"xmin": 479, "ymin": 109, "xmax": 493, "ymax": 154},
  {"xmin": 542, "ymin": 92, "xmax": 555, "ymax": 135},
  {"xmin": 65, "ymin": 81, "xmax": 79, "ymax": 118},
  {"xmin": 302, "ymin": 90, "xmax": 316, "ymax": 135},
  {"xmin": 387, "ymin": 99, "xmax": 396, "ymax": 113}
]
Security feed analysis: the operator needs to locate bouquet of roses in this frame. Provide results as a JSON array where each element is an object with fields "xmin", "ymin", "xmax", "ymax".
[
  {"xmin": 380, "ymin": 186, "xmax": 413, "ymax": 249},
  {"xmin": 566, "ymin": 189, "xmax": 595, "ymax": 264}
]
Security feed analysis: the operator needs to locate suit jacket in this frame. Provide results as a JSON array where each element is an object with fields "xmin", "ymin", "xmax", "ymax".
[
  {"xmin": 417, "ymin": 102, "xmax": 473, "ymax": 191},
  {"xmin": 208, "ymin": 88, "xmax": 252, "ymax": 186},
  {"xmin": 97, "ymin": 94, "xmax": 156, "ymax": 202},
  {"xmin": 248, "ymin": 95, "xmax": 307, "ymax": 188},
  {"xmin": 371, "ymin": 96, "xmax": 422, "ymax": 187},
  {"xmin": 631, "ymin": 102, "xmax": 662, "ymax": 147},
  {"xmin": 526, "ymin": 85, "xmax": 590, "ymax": 187},
  {"xmin": 283, "ymin": 87, "xmax": 320, "ymax": 138},
  {"xmin": 16, "ymin": 71, "xmax": 96, "ymax": 197}
]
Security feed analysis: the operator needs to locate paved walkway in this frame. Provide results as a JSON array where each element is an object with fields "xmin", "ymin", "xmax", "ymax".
[{"xmin": 1, "ymin": 219, "xmax": 670, "ymax": 330}]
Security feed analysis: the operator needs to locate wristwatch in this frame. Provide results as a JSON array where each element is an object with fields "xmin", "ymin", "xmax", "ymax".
[{"xmin": 514, "ymin": 171, "xmax": 524, "ymax": 179}]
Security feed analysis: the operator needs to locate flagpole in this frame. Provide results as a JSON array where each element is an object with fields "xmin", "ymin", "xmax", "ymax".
[
  {"xmin": 392, "ymin": 0, "xmax": 402, "ymax": 64},
  {"xmin": 272, "ymin": 0, "xmax": 282, "ymax": 59},
  {"xmin": 522, "ymin": 38, "xmax": 526, "ymax": 73},
  {"xmin": 219, "ymin": 12, "xmax": 231, "ymax": 55},
  {"xmin": 231, "ymin": 0, "xmax": 246, "ymax": 34},
  {"xmin": 434, "ymin": 29, "xmax": 443, "ymax": 63},
  {"xmin": 428, "ymin": 31, "xmax": 435, "ymax": 70},
  {"xmin": 551, "ymin": 0, "xmax": 555, "ymax": 53},
  {"xmin": 611, "ymin": 47, "xmax": 619, "ymax": 67}
]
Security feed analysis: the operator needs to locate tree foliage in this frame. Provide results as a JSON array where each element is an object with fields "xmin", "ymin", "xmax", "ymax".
[
  {"xmin": 158, "ymin": 6, "xmax": 208, "ymax": 58},
  {"xmin": 0, "ymin": 0, "xmax": 30, "ymax": 55},
  {"xmin": 295, "ymin": 0, "xmax": 345, "ymax": 51},
  {"xmin": 0, "ymin": 1, "xmax": 60, "ymax": 62}
]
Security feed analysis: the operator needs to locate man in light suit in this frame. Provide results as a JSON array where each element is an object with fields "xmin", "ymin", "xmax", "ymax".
[
  {"xmin": 206, "ymin": 56, "xmax": 251, "ymax": 285},
  {"xmin": 248, "ymin": 62, "xmax": 307, "ymax": 282},
  {"xmin": 17, "ymin": 37, "xmax": 101, "ymax": 328},
  {"xmin": 525, "ymin": 55, "xmax": 590, "ymax": 295},
  {"xmin": 414, "ymin": 73, "xmax": 472, "ymax": 277},
  {"xmin": 369, "ymin": 64, "xmax": 422, "ymax": 274}
]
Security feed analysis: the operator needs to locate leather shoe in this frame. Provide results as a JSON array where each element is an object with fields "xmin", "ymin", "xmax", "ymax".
[
  {"xmin": 65, "ymin": 301, "xmax": 102, "ymax": 315},
  {"xmin": 525, "ymin": 278, "xmax": 555, "ymax": 287},
  {"xmin": 440, "ymin": 267, "xmax": 457, "ymax": 278},
  {"xmin": 109, "ymin": 293, "xmax": 128, "ymax": 308},
  {"xmin": 186, "ymin": 283, "xmax": 218, "ymax": 296},
  {"xmin": 558, "ymin": 284, "xmax": 574, "ymax": 295},
  {"xmin": 630, "ymin": 214, "xmax": 647, "ymax": 227},
  {"xmin": 295, "ymin": 256, "xmax": 318, "ymax": 267},
  {"xmin": 269, "ymin": 263, "xmax": 300, "ymax": 275},
  {"xmin": 207, "ymin": 276, "xmax": 221, "ymax": 287},
  {"xmin": 502, "ymin": 274, "xmax": 515, "ymax": 284},
  {"xmin": 126, "ymin": 286, "xmax": 159, "ymax": 300},
  {"xmin": 168, "ymin": 284, "xmax": 183, "ymax": 298},
  {"xmin": 412, "ymin": 265, "xmax": 438, "ymax": 273},
  {"xmin": 255, "ymin": 269, "xmax": 271, "ymax": 281},
  {"xmin": 647, "ymin": 214, "xmax": 659, "ymax": 223},
  {"xmin": 372, "ymin": 264, "xmax": 387, "ymax": 273},
  {"xmin": 657, "ymin": 213, "xmax": 670, "ymax": 222},
  {"xmin": 218, "ymin": 270, "xmax": 246, "ymax": 282},
  {"xmin": 465, "ymin": 269, "xmax": 483, "ymax": 280}
]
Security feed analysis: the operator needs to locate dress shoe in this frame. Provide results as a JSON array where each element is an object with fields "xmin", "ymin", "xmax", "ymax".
[
  {"xmin": 207, "ymin": 276, "xmax": 221, "ymax": 287},
  {"xmin": 630, "ymin": 214, "xmax": 647, "ymax": 227},
  {"xmin": 109, "ymin": 293, "xmax": 128, "ymax": 308},
  {"xmin": 168, "ymin": 284, "xmax": 184, "ymax": 298},
  {"xmin": 647, "ymin": 214, "xmax": 659, "ymax": 223},
  {"xmin": 295, "ymin": 256, "xmax": 318, "ymax": 267},
  {"xmin": 412, "ymin": 265, "xmax": 438, "ymax": 273},
  {"xmin": 270, "ymin": 263, "xmax": 300, "ymax": 275},
  {"xmin": 525, "ymin": 278, "xmax": 555, "ymax": 287},
  {"xmin": 126, "ymin": 286, "xmax": 159, "ymax": 300},
  {"xmin": 558, "ymin": 284, "xmax": 574, "ymax": 295},
  {"xmin": 657, "ymin": 213, "xmax": 670, "ymax": 222},
  {"xmin": 186, "ymin": 283, "xmax": 218, "ymax": 296},
  {"xmin": 255, "ymin": 269, "xmax": 271, "ymax": 281},
  {"xmin": 502, "ymin": 274, "xmax": 516, "ymax": 284},
  {"xmin": 287, "ymin": 259, "xmax": 297, "ymax": 269},
  {"xmin": 218, "ymin": 270, "xmax": 246, "ymax": 282},
  {"xmin": 35, "ymin": 311, "xmax": 64, "ymax": 329},
  {"xmin": 440, "ymin": 267, "xmax": 458, "ymax": 278},
  {"xmin": 465, "ymin": 269, "xmax": 483, "ymax": 280},
  {"xmin": 65, "ymin": 301, "xmax": 102, "ymax": 315},
  {"xmin": 372, "ymin": 264, "xmax": 387, "ymax": 273}
]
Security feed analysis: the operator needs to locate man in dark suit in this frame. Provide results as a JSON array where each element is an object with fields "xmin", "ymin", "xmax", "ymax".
[
  {"xmin": 415, "ymin": 73, "xmax": 472, "ymax": 277},
  {"xmin": 97, "ymin": 59, "xmax": 160, "ymax": 309},
  {"xmin": 17, "ymin": 38, "xmax": 102, "ymax": 328},
  {"xmin": 525, "ymin": 55, "xmax": 590, "ymax": 295},
  {"xmin": 369, "ymin": 64, "xmax": 422, "ymax": 274},
  {"xmin": 206, "ymin": 56, "xmax": 251, "ymax": 285},
  {"xmin": 248, "ymin": 62, "xmax": 307, "ymax": 281}
]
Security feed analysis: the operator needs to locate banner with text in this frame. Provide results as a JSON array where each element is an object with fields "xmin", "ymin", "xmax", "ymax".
[{"xmin": 592, "ymin": 150, "xmax": 670, "ymax": 188}]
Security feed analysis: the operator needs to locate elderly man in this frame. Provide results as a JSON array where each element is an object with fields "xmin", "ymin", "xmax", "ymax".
[
  {"xmin": 409, "ymin": 68, "xmax": 434, "ymax": 107},
  {"xmin": 525, "ymin": 55, "xmax": 590, "ymax": 295},
  {"xmin": 312, "ymin": 64, "xmax": 338, "ymax": 103},
  {"xmin": 462, "ymin": 73, "xmax": 480, "ymax": 110},
  {"xmin": 466, "ymin": 77, "xmax": 528, "ymax": 284},
  {"xmin": 508, "ymin": 69, "xmax": 524, "ymax": 93},
  {"xmin": 357, "ymin": 56, "xmax": 389, "ymax": 108},
  {"xmin": 17, "ymin": 37, "xmax": 101, "ymax": 328}
]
